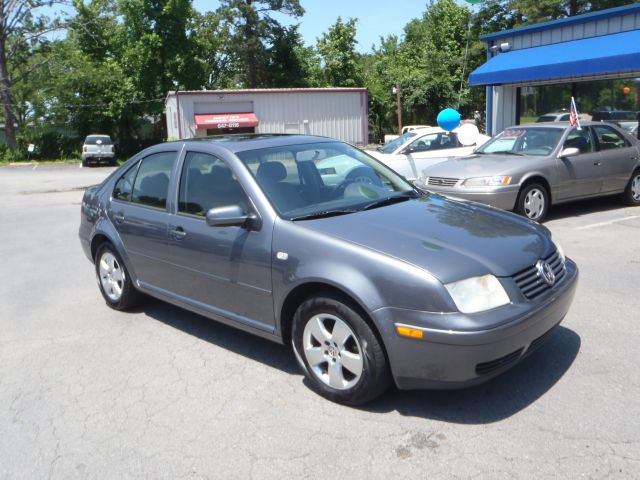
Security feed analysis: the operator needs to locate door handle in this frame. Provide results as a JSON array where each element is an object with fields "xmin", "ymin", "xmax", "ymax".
[
  {"xmin": 169, "ymin": 227, "xmax": 187, "ymax": 239},
  {"xmin": 113, "ymin": 212, "xmax": 125, "ymax": 224},
  {"xmin": 593, "ymin": 161, "xmax": 602, "ymax": 166}
]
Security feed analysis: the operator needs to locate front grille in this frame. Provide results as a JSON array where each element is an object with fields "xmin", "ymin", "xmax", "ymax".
[
  {"xmin": 427, "ymin": 176, "xmax": 459, "ymax": 187},
  {"xmin": 475, "ymin": 348, "xmax": 524, "ymax": 375},
  {"xmin": 512, "ymin": 249, "xmax": 566, "ymax": 300}
]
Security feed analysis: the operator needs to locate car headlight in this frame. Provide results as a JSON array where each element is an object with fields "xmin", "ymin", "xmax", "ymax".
[
  {"xmin": 462, "ymin": 176, "xmax": 512, "ymax": 187},
  {"xmin": 445, "ymin": 274, "xmax": 510, "ymax": 314},
  {"xmin": 417, "ymin": 174, "xmax": 428, "ymax": 184}
]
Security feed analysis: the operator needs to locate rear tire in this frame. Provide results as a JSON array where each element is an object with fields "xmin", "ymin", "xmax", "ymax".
[
  {"xmin": 95, "ymin": 243, "xmax": 142, "ymax": 310},
  {"xmin": 516, "ymin": 183, "xmax": 549, "ymax": 222},
  {"xmin": 622, "ymin": 169, "xmax": 640, "ymax": 206},
  {"xmin": 292, "ymin": 293, "xmax": 391, "ymax": 405}
]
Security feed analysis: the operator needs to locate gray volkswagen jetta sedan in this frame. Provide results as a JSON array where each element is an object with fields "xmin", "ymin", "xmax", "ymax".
[{"xmin": 79, "ymin": 134, "xmax": 578, "ymax": 405}]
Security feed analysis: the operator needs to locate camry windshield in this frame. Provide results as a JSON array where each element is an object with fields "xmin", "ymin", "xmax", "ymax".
[
  {"xmin": 236, "ymin": 142, "xmax": 418, "ymax": 220},
  {"xmin": 379, "ymin": 131, "xmax": 417, "ymax": 153},
  {"xmin": 476, "ymin": 127, "xmax": 564, "ymax": 156}
]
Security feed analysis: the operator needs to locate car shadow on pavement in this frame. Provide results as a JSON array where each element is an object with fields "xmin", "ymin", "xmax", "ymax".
[
  {"xmin": 364, "ymin": 326, "xmax": 580, "ymax": 423},
  {"xmin": 134, "ymin": 299, "xmax": 300, "ymax": 375},
  {"xmin": 134, "ymin": 299, "xmax": 579, "ymax": 423},
  {"xmin": 546, "ymin": 194, "xmax": 627, "ymax": 221}
]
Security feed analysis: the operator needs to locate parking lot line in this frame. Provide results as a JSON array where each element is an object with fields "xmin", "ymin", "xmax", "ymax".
[{"xmin": 575, "ymin": 215, "xmax": 640, "ymax": 230}]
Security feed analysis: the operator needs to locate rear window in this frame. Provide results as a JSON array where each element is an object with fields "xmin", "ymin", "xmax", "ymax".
[{"xmin": 84, "ymin": 136, "xmax": 113, "ymax": 145}]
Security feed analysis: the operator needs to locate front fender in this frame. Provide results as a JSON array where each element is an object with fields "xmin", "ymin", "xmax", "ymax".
[{"xmin": 271, "ymin": 218, "xmax": 455, "ymax": 323}]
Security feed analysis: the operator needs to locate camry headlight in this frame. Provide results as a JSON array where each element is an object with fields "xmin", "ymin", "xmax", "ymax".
[
  {"xmin": 462, "ymin": 176, "xmax": 512, "ymax": 187},
  {"xmin": 445, "ymin": 274, "xmax": 510, "ymax": 314}
]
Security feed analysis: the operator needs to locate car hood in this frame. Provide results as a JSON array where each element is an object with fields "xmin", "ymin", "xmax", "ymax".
[
  {"xmin": 366, "ymin": 149, "xmax": 393, "ymax": 160},
  {"xmin": 300, "ymin": 195, "xmax": 551, "ymax": 284},
  {"xmin": 421, "ymin": 153, "xmax": 539, "ymax": 177}
]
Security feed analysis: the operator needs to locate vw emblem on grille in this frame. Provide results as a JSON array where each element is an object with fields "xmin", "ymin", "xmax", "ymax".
[{"xmin": 536, "ymin": 260, "xmax": 556, "ymax": 286}]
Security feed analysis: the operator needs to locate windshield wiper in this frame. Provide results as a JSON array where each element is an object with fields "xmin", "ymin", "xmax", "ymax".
[
  {"xmin": 362, "ymin": 193, "xmax": 417, "ymax": 211},
  {"xmin": 490, "ymin": 150, "xmax": 524, "ymax": 156},
  {"xmin": 290, "ymin": 209, "xmax": 359, "ymax": 221}
]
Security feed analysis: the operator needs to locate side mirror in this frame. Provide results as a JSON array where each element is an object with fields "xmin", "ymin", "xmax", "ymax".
[
  {"xmin": 205, "ymin": 205, "xmax": 256, "ymax": 229},
  {"xmin": 560, "ymin": 147, "xmax": 580, "ymax": 158},
  {"xmin": 401, "ymin": 147, "xmax": 414, "ymax": 154}
]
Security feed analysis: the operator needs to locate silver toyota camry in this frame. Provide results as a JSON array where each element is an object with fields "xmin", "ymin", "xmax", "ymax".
[
  {"xmin": 415, "ymin": 122, "xmax": 640, "ymax": 222},
  {"xmin": 80, "ymin": 134, "xmax": 578, "ymax": 405}
]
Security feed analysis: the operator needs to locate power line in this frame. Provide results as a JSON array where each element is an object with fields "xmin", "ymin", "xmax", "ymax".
[{"xmin": 0, "ymin": 97, "xmax": 166, "ymax": 108}]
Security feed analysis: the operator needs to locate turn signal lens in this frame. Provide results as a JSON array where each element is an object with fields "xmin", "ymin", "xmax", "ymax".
[{"xmin": 396, "ymin": 325, "xmax": 424, "ymax": 340}]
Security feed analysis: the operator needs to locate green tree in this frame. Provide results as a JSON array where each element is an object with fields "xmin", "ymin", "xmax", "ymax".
[
  {"xmin": 316, "ymin": 17, "xmax": 362, "ymax": 87},
  {"xmin": 193, "ymin": 11, "xmax": 237, "ymax": 89},
  {"xmin": 266, "ymin": 24, "xmax": 316, "ymax": 88},
  {"xmin": 0, "ymin": 0, "xmax": 68, "ymax": 149},
  {"xmin": 217, "ymin": 0, "xmax": 304, "ymax": 87}
]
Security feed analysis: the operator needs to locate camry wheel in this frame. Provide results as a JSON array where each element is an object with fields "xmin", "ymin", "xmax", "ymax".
[
  {"xmin": 95, "ymin": 243, "xmax": 141, "ymax": 310},
  {"xmin": 292, "ymin": 294, "xmax": 390, "ymax": 405},
  {"xmin": 623, "ymin": 170, "xmax": 640, "ymax": 206},
  {"xmin": 517, "ymin": 183, "xmax": 549, "ymax": 222}
]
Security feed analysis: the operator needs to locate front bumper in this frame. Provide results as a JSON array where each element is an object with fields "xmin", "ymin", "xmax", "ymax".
[
  {"xmin": 372, "ymin": 259, "xmax": 578, "ymax": 390},
  {"xmin": 416, "ymin": 183, "xmax": 519, "ymax": 211}
]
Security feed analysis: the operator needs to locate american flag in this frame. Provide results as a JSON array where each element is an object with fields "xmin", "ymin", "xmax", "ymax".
[{"xmin": 569, "ymin": 96, "xmax": 581, "ymax": 130}]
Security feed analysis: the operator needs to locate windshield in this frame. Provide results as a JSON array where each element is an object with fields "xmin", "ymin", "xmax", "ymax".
[
  {"xmin": 379, "ymin": 131, "xmax": 418, "ymax": 153},
  {"xmin": 476, "ymin": 127, "xmax": 564, "ymax": 156},
  {"xmin": 236, "ymin": 142, "xmax": 417, "ymax": 220}
]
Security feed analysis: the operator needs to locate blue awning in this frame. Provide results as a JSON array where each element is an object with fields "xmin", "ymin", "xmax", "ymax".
[{"xmin": 469, "ymin": 30, "xmax": 640, "ymax": 86}]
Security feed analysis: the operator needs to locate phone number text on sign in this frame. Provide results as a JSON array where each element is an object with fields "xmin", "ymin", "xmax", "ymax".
[{"xmin": 217, "ymin": 123, "xmax": 240, "ymax": 129}]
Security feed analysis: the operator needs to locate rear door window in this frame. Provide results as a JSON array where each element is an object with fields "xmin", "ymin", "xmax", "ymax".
[
  {"xmin": 131, "ymin": 152, "xmax": 177, "ymax": 209},
  {"xmin": 113, "ymin": 162, "xmax": 140, "ymax": 202},
  {"xmin": 592, "ymin": 125, "xmax": 629, "ymax": 150}
]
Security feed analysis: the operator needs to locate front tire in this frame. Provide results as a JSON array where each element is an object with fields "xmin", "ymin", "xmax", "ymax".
[
  {"xmin": 516, "ymin": 183, "xmax": 549, "ymax": 222},
  {"xmin": 623, "ymin": 169, "xmax": 640, "ymax": 206},
  {"xmin": 95, "ymin": 243, "xmax": 141, "ymax": 310},
  {"xmin": 292, "ymin": 293, "xmax": 390, "ymax": 405}
]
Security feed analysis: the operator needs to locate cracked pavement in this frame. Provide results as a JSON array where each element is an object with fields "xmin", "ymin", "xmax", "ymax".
[{"xmin": 0, "ymin": 163, "xmax": 639, "ymax": 479}]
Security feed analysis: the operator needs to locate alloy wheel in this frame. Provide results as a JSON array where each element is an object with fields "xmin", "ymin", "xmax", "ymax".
[
  {"xmin": 99, "ymin": 252, "xmax": 125, "ymax": 302},
  {"xmin": 302, "ymin": 313, "xmax": 363, "ymax": 390}
]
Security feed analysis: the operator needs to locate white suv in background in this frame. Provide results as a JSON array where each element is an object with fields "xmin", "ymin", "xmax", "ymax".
[{"xmin": 81, "ymin": 135, "xmax": 116, "ymax": 167}]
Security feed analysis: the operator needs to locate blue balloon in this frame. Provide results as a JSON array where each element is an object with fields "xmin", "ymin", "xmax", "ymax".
[{"xmin": 437, "ymin": 108, "xmax": 461, "ymax": 132}]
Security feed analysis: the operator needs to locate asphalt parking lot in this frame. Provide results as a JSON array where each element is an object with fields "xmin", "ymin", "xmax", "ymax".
[{"xmin": 1, "ymin": 162, "xmax": 639, "ymax": 479}]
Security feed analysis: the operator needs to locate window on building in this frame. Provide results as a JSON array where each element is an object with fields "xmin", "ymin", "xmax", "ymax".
[{"xmin": 518, "ymin": 78, "xmax": 639, "ymax": 132}]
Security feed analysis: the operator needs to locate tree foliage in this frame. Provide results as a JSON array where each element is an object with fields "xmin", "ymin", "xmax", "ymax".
[
  {"xmin": 316, "ymin": 17, "xmax": 361, "ymax": 87},
  {"xmin": 4, "ymin": 0, "xmax": 634, "ymax": 158}
]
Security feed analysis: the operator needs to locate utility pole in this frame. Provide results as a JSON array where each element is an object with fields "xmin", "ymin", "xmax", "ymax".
[{"xmin": 393, "ymin": 84, "xmax": 402, "ymax": 134}]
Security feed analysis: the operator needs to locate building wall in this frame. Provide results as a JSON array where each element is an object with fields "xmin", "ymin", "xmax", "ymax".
[
  {"xmin": 492, "ymin": 86, "xmax": 518, "ymax": 134},
  {"xmin": 489, "ymin": 11, "xmax": 640, "ymax": 52},
  {"xmin": 166, "ymin": 89, "xmax": 368, "ymax": 145},
  {"xmin": 484, "ymin": 5, "xmax": 640, "ymax": 135}
]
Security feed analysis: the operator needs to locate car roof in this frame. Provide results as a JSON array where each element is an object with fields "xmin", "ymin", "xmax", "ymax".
[
  {"xmin": 514, "ymin": 121, "xmax": 617, "ymax": 129},
  {"xmin": 177, "ymin": 134, "xmax": 338, "ymax": 153}
]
